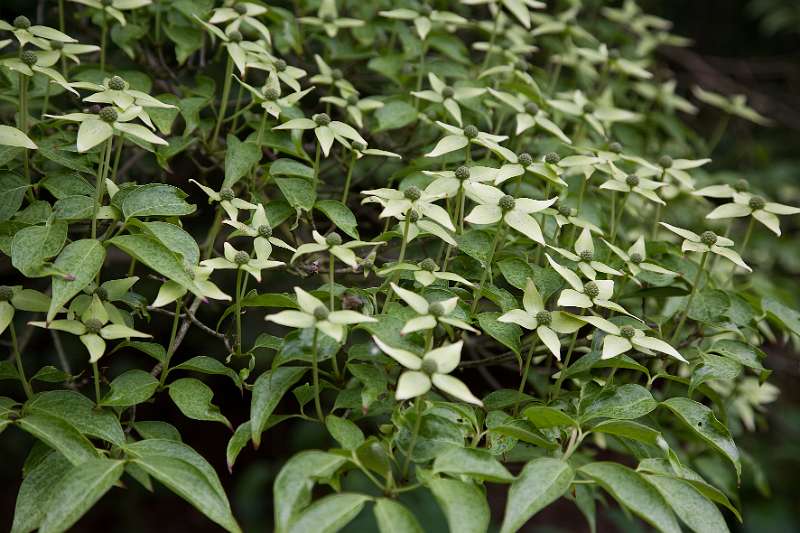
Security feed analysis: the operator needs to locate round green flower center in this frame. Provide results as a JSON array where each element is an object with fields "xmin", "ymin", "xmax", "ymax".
[
  {"xmin": 264, "ymin": 87, "xmax": 280, "ymax": 100},
  {"xmin": 499, "ymin": 195, "xmax": 516, "ymax": 211},
  {"xmin": 313, "ymin": 113, "xmax": 331, "ymax": 126},
  {"xmin": 748, "ymin": 195, "xmax": 765, "ymax": 211},
  {"xmin": 20, "ymin": 51, "xmax": 38, "ymax": 66},
  {"xmin": 734, "ymin": 178, "xmax": 749, "ymax": 192},
  {"xmin": 428, "ymin": 302, "xmax": 446, "ymax": 317},
  {"xmin": 99, "ymin": 107, "xmax": 118, "ymax": 123},
  {"xmin": 234, "ymin": 3, "xmax": 248, "ymax": 14},
  {"xmin": 658, "ymin": 155, "xmax": 673, "ymax": 169},
  {"xmin": 582, "ymin": 103, "xmax": 595, "ymax": 115},
  {"xmin": 441, "ymin": 87, "xmax": 455, "ymax": 98},
  {"xmin": 331, "ymin": 69, "xmax": 343, "ymax": 80},
  {"xmin": 419, "ymin": 258, "xmax": 438, "ymax": 272},
  {"xmin": 325, "ymin": 232, "xmax": 342, "ymax": 246},
  {"xmin": 274, "ymin": 59, "xmax": 287, "ymax": 71},
  {"xmin": 524, "ymin": 102, "xmax": 539, "ymax": 115},
  {"xmin": 629, "ymin": 252, "xmax": 643, "ymax": 264},
  {"xmin": 257, "ymin": 224, "xmax": 272, "ymax": 238},
  {"xmin": 517, "ymin": 152, "xmax": 533, "ymax": 166},
  {"xmin": 50, "ymin": 40, "xmax": 64, "ymax": 50},
  {"xmin": 544, "ymin": 152, "xmax": 560, "ymax": 165},
  {"xmin": 84, "ymin": 318, "xmax": 104, "ymax": 334},
  {"xmin": 93, "ymin": 286, "xmax": 108, "ymax": 300},
  {"xmin": 14, "ymin": 16, "xmax": 31, "ymax": 29},
  {"xmin": 420, "ymin": 4, "xmax": 433, "ymax": 16},
  {"xmin": 352, "ymin": 141, "xmax": 367, "ymax": 151},
  {"xmin": 408, "ymin": 210, "xmax": 420, "ymax": 223},
  {"xmin": 455, "ymin": 166, "xmax": 470, "ymax": 180},
  {"xmin": 700, "ymin": 231, "xmax": 718, "ymax": 246},
  {"xmin": 608, "ymin": 48, "xmax": 621, "ymax": 60},
  {"xmin": 228, "ymin": 30, "xmax": 243, "ymax": 42},
  {"xmin": 101, "ymin": 0, "xmax": 113, "ymax": 6},
  {"xmin": 463, "ymin": 125, "xmax": 479, "ymax": 139},
  {"xmin": 609, "ymin": 141, "xmax": 623, "ymax": 153},
  {"xmin": 404, "ymin": 186, "xmax": 422, "ymax": 201},
  {"xmin": 421, "ymin": 358, "xmax": 438, "ymax": 375},
  {"xmin": 219, "ymin": 188, "xmax": 235, "ymax": 201},
  {"xmin": 535, "ymin": 310, "xmax": 552, "ymax": 326},
  {"xmin": 323, "ymin": 14, "xmax": 336, "ymax": 23},
  {"xmin": 517, "ymin": 59, "xmax": 530, "ymax": 71},
  {"xmin": 0, "ymin": 286, "xmax": 13, "ymax": 302},
  {"xmin": 579, "ymin": 250, "xmax": 594, "ymax": 262},
  {"xmin": 620, "ymin": 325, "xmax": 636, "ymax": 339},
  {"xmin": 340, "ymin": 93, "xmax": 356, "ymax": 105},
  {"xmin": 584, "ymin": 281, "xmax": 600, "ymax": 299},
  {"xmin": 626, "ymin": 174, "xmax": 640, "ymax": 187},
  {"xmin": 313, "ymin": 306, "xmax": 329, "ymax": 321},
  {"xmin": 558, "ymin": 203, "xmax": 573, "ymax": 217},
  {"xmin": 233, "ymin": 251, "xmax": 250, "ymax": 265},
  {"xmin": 108, "ymin": 75, "xmax": 126, "ymax": 91}
]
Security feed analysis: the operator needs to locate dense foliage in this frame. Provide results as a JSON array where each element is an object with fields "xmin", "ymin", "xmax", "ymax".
[{"xmin": 0, "ymin": 0, "xmax": 797, "ymax": 531}]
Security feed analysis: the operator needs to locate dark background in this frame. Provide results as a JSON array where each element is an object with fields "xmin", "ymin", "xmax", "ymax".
[{"xmin": 1, "ymin": 0, "xmax": 799, "ymax": 531}]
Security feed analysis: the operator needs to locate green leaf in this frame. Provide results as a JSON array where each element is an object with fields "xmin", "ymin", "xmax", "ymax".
[
  {"xmin": 478, "ymin": 312, "xmax": 521, "ymax": 355},
  {"xmin": 110, "ymin": 234, "xmax": 198, "ymax": 293},
  {"xmin": 373, "ymin": 499, "xmax": 423, "ymax": 533},
  {"xmin": 250, "ymin": 367, "xmax": 306, "ymax": 447},
  {"xmin": 270, "ymin": 158, "xmax": 315, "ymax": 179},
  {"xmin": 171, "ymin": 356, "xmax": 241, "ymax": 390},
  {"xmin": 287, "ymin": 493, "xmax": 369, "ymax": 533},
  {"xmin": 126, "ymin": 439, "xmax": 241, "ymax": 533},
  {"xmin": 689, "ymin": 353, "xmax": 741, "ymax": 395},
  {"xmin": 53, "ymin": 195, "xmax": 94, "ymax": 220},
  {"xmin": 169, "ymin": 378, "xmax": 231, "ymax": 428},
  {"xmin": 226, "ymin": 421, "xmax": 251, "ymax": 472},
  {"xmin": 273, "ymin": 451, "xmax": 348, "ymax": 533},
  {"xmin": 39, "ymin": 459, "xmax": 124, "ymax": 533},
  {"xmin": 762, "ymin": 297, "xmax": 800, "ymax": 337},
  {"xmin": 24, "ymin": 390, "xmax": 125, "ymax": 446},
  {"xmin": 223, "ymin": 135, "xmax": 262, "ymax": 189},
  {"xmin": 134, "ymin": 420, "xmax": 182, "ymax": 441},
  {"xmin": 315, "ymin": 200, "xmax": 359, "ymax": 239},
  {"xmin": 11, "ymin": 222, "xmax": 68, "ymax": 277},
  {"xmin": 590, "ymin": 419, "xmax": 666, "ymax": 448},
  {"xmin": 374, "ymin": 100, "xmax": 417, "ymax": 132},
  {"xmin": 456, "ymin": 229, "xmax": 493, "ymax": 265},
  {"xmin": 325, "ymin": 415, "xmax": 365, "ymax": 450},
  {"xmin": 687, "ymin": 289, "xmax": 730, "ymax": 323},
  {"xmin": 500, "ymin": 457, "xmax": 574, "ymax": 533},
  {"xmin": 708, "ymin": 339, "xmax": 766, "ymax": 372},
  {"xmin": 660, "ymin": 397, "xmax": 741, "ymax": 479},
  {"xmin": 523, "ymin": 405, "xmax": 577, "ymax": 429},
  {"xmin": 47, "ymin": 239, "xmax": 105, "ymax": 321},
  {"xmin": 122, "ymin": 183, "xmax": 196, "ymax": 219},
  {"xmin": 433, "ymin": 446, "xmax": 514, "ymax": 483},
  {"xmin": 100, "ymin": 369, "xmax": 159, "ymax": 407},
  {"xmin": 644, "ymin": 474, "xmax": 730, "ymax": 533},
  {"xmin": 428, "ymin": 478, "xmax": 490, "ymax": 533},
  {"xmin": 275, "ymin": 177, "xmax": 316, "ymax": 211},
  {"xmin": 580, "ymin": 384, "xmax": 657, "ymax": 423},
  {"xmin": 579, "ymin": 462, "xmax": 681, "ymax": 533},
  {"xmin": 134, "ymin": 220, "xmax": 200, "ymax": 265},
  {"xmin": 11, "ymin": 451, "xmax": 72, "ymax": 533},
  {"xmin": 0, "ymin": 172, "xmax": 28, "ymax": 221},
  {"xmin": 16, "ymin": 413, "xmax": 99, "ymax": 466}
]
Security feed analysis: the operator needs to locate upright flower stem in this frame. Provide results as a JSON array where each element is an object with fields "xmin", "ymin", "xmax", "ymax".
[
  {"xmin": 9, "ymin": 322, "xmax": 32, "ymax": 399},
  {"xmin": 312, "ymin": 142, "xmax": 321, "ymax": 184},
  {"xmin": 513, "ymin": 335, "xmax": 537, "ymax": 415},
  {"xmin": 728, "ymin": 217, "xmax": 755, "ymax": 283},
  {"xmin": 470, "ymin": 221, "xmax": 505, "ymax": 314},
  {"xmin": 707, "ymin": 114, "xmax": 730, "ymax": 156},
  {"xmin": 671, "ymin": 251, "xmax": 708, "ymax": 343},
  {"xmin": 100, "ymin": 10, "xmax": 108, "ymax": 72},
  {"xmin": 611, "ymin": 192, "xmax": 628, "ymax": 242},
  {"xmin": 341, "ymin": 151, "xmax": 357, "ymax": 204},
  {"xmin": 480, "ymin": 11, "xmax": 501, "ymax": 71},
  {"xmin": 311, "ymin": 328, "xmax": 324, "ymax": 422},
  {"xmin": 234, "ymin": 267, "xmax": 244, "ymax": 355},
  {"xmin": 92, "ymin": 362, "xmax": 101, "ymax": 403},
  {"xmin": 18, "ymin": 73, "xmax": 30, "ymax": 181},
  {"xmin": 91, "ymin": 137, "xmax": 114, "ymax": 239},
  {"xmin": 414, "ymin": 42, "xmax": 429, "ymax": 96},
  {"xmin": 382, "ymin": 215, "xmax": 412, "ymax": 313},
  {"xmin": 159, "ymin": 298, "xmax": 183, "ymax": 388},
  {"xmin": 257, "ymin": 111, "xmax": 267, "ymax": 146},
  {"xmin": 401, "ymin": 396, "xmax": 423, "ymax": 479},
  {"xmin": 328, "ymin": 252, "xmax": 335, "ymax": 311},
  {"xmin": 211, "ymin": 54, "xmax": 234, "ymax": 149},
  {"xmin": 551, "ymin": 309, "xmax": 584, "ymax": 401}
]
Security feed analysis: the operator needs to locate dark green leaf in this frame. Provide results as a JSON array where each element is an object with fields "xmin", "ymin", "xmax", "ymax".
[{"xmin": 500, "ymin": 458, "xmax": 574, "ymax": 533}]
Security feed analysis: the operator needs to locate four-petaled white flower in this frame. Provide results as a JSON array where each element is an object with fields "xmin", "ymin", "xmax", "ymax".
[
  {"xmin": 201, "ymin": 242, "xmax": 284, "ymax": 282},
  {"xmin": 320, "ymin": 93, "xmax": 383, "ymax": 129},
  {"xmin": 237, "ymin": 71, "xmax": 313, "ymax": 120},
  {"xmin": 361, "ymin": 185, "xmax": 454, "ymax": 232},
  {"xmin": 464, "ymin": 183, "xmax": 556, "ymax": 244},
  {"xmin": 599, "ymin": 169, "xmax": 664, "ymax": 205},
  {"xmin": 390, "ymin": 283, "xmax": 478, "ymax": 335},
  {"xmin": 291, "ymin": 231, "xmax": 382, "ymax": 269},
  {"xmin": 298, "ymin": 0, "xmax": 364, "ymax": 38},
  {"xmin": 580, "ymin": 314, "xmax": 687, "ymax": 362},
  {"xmin": 190, "ymin": 180, "xmax": 257, "ymax": 221},
  {"xmin": 266, "ymin": 287, "xmax": 376, "ymax": 342},
  {"xmin": 208, "ymin": 1, "xmax": 271, "ymax": 44},
  {"xmin": 274, "ymin": 112, "xmax": 366, "ymax": 157},
  {"xmin": 152, "ymin": 265, "xmax": 230, "ymax": 307},
  {"xmin": 412, "ymin": 73, "xmax": 486, "ymax": 126},
  {"xmin": 223, "ymin": 204, "xmax": 295, "ymax": 261},
  {"xmin": 498, "ymin": 279, "xmax": 584, "ymax": 360},
  {"xmin": 379, "ymin": 6, "xmax": 467, "ymax": 41},
  {"xmin": 603, "ymin": 236, "xmax": 677, "ymax": 280},
  {"xmin": 548, "ymin": 227, "xmax": 623, "ymax": 280},
  {"xmin": 659, "ymin": 223, "xmax": 751, "ymax": 271},
  {"xmin": 372, "ymin": 336, "xmax": 482, "ymax": 405},
  {"xmin": 705, "ymin": 192, "xmax": 800, "ymax": 236},
  {"xmin": 487, "ymin": 88, "xmax": 571, "ymax": 143},
  {"xmin": 425, "ymin": 122, "xmax": 513, "ymax": 160},
  {"xmin": 378, "ymin": 259, "xmax": 474, "ymax": 288},
  {"xmin": 547, "ymin": 254, "xmax": 635, "ymax": 317}
]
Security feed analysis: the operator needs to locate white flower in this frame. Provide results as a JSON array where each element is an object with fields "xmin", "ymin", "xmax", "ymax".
[
  {"xmin": 425, "ymin": 122, "xmax": 513, "ymax": 160},
  {"xmin": 487, "ymin": 88, "xmax": 571, "ymax": 143},
  {"xmin": 412, "ymin": 73, "xmax": 486, "ymax": 126},
  {"xmin": 273, "ymin": 113, "xmax": 366, "ymax": 157},
  {"xmin": 223, "ymin": 204, "xmax": 295, "ymax": 261},
  {"xmin": 390, "ymin": 283, "xmax": 478, "ymax": 335},
  {"xmin": 705, "ymin": 193, "xmax": 800, "ymax": 236},
  {"xmin": 208, "ymin": 1, "xmax": 271, "ymax": 44},
  {"xmin": 598, "ymin": 168, "xmax": 665, "ymax": 205},
  {"xmin": 372, "ymin": 336, "xmax": 482, "ymax": 406},
  {"xmin": 547, "ymin": 254, "xmax": 635, "ymax": 317},
  {"xmin": 603, "ymin": 236, "xmax": 677, "ymax": 280},
  {"xmin": 265, "ymin": 287, "xmax": 376, "ymax": 342},
  {"xmin": 464, "ymin": 183, "xmax": 556, "ymax": 244},
  {"xmin": 320, "ymin": 93, "xmax": 383, "ymax": 129},
  {"xmin": 378, "ymin": 259, "xmax": 474, "ymax": 288},
  {"xmin": 361, "ymin": 185, "xmax": 454, "ymax": 231},
  {"xmin": 237, "ymin": 71, "xmax": 313, "ymax": 119},
  {"xmin": 379, "ymin": 7, "xmax": 467, "ymax": 41},
  {"xmin": 548, "ymin": 227, "xmax": 623, "ymax": 280},
  {"xmin": 291, "ymin": 231, "xmax": 382, "ymax": 269},
  {"xmin": 498, "ymin": 279, "xmax": 584, "ymax": 360},
  {"xmin": 580, "ymin": 315, "xmax": 687, "ymax": 362},
  {"xmin": 298, "ymin": 0, "xmax": 364, "ymax": 38},
  {"xmin": 200, "ymin": 242, "xmax": 283, "ymax": 282},
  {"xmin": 190, "ymin": 180, "xmax": 257, "ymax": 221},
  {"xmin": 152, "ymin": 265, "xmax": 230, "ymax": 308},
  {"xmin": 659, "ymin": 223, "xmax": 751, "ymax": 272}
]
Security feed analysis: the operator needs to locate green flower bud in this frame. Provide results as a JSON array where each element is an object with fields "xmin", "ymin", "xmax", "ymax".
[
  {"xmin": 658, "ymin": 155, "xmax": 673, "ymax": 168},
  {"xmin": 700, "ymin": 230, "xmax": 717, "ymax": 246},
  {"xmin": 579, "ymin": 250, "xmax": 594, "ymax": 262},
  {"xmin": 313, "ymin": 306, "xmax": 329, "ymax": 321},
  {"xmin": 0, "ymin": 286, "xmax": 14, "ymax": 302},
  {"xmin": 629, "ymin": 252, "xmax": 643, "ymax": 264},
  {"xmin": 50, "ymin": 40, "xmax": 64, "ymax": 50},
  {"xmin": 408, "ymin": 210, "xmax": 420, "ymax": 223},
  {"xmin": 421, "ymin": 358, "xmax": 438, "ymax": 374},
  {"xmin": 582, "ymin": 103, "xmax": 595, "ymax": 115},
  {"xmin": 455, "ymin": 166, "xmax": 470, "ymax": 180},
  {"xmin": 626, "ymin": 174, "xmax": 640, "ymax": 187},
  {"xmin": 734, "ymin": 178, "xmax": 749, "ymax": 192},
  {"xmin": 748, "ymin": 195, "xmax": 765, "ymax": 211},
  {"xmin": 233, "ymin": 251, "xmax": 250, "ymax": 265},
  {"xmin": 108, "ymin": 75, "xmax": 126, "ymax": 91},
  {"xmin": 352, "ymin": 141, "xmax": 367, "ymax": 151},
  {"xmin": 441, "ymin": 87, "xmax": 455, "ymax": 99},
  {"xmin": 14, "ymin": 16, "xmax": 31, "ymax": 29},
  {"xmin": 524, "ymin": 102, "xmax": 539, "ymax": 115},
  {"xmin": 609, "ymin": 141, "xmax": 623, "ymax": 153},
  {"xmin": 228, "ymin": 30, "xmax": 243, "ymax": 43},
  {"xmin": 234, "ymin": 3, "xmax": 248, "ymax": 14},
  {"xmin": 584, "ymin": 281, "xmax": 599, "ymax": 298},
  {"xmin": 264, "ymin": 87, "xmax": 280, "ymax": 100},
  {"xmin": 404, "ymin": 186, "xmax": 422, "ymax": 201},
  {"xmin": 420, "ymin": 4, "xmax": 433, "ymax": 16},
  {"xmin": 517, "ymin": 59, "xmax": 530, "ymax": 71},
  {"xmin": 325, "ymin": 232, "xmax": 342, "ymax": 246},
  {"xmin": 257, "ymin": 224, "xmax": 272, "ymax": 238},
  {"xmin": 518, "ymin": 152, "xmax": 533, "ymax": 166},
  {"xmin": 620, "ymin": 325, "xmax": 636, "ymax": 339},
  {"xmin": 313, "ymin": 113, "xmax": 331, "ymax": 126},
  {"xmin": 346, "ymin": 94, "xmax": 359, "ymax": 105},
  {"xmin": 499, "ymin": 194, "xmax": 516, "ymax": 211},
  {"xmin": 101, "ymin": 0, "xmax": 113, "ymax": 6},
  {"xmin": 322, "ymin": 13, "xmax": 336, "ymax": 23},
  {"xmin": 463, "ymin": 125, "xmax": 479, "ymax": 139},
  {"xmin": 331, "ymin": 69, "xmax": 343, "ymax": 81},
  {"xmin": 608, "ymin": 48, "xmax": 621, "ymax": 60},
  {"xmin": 94, "ymin": 286, "xmax": 109, "ymax": 300},
  {"xmin": 20, "ymin": 51, "xmax": 38, "ymax": 66},
  {"xmin": 544, "ymin": 152, "xmax": 561, "ymax": 165},
  {"xmin": 558, "ymin": 203, "xmax": 572, "ymax": 217},
  {"xmin": 219, "ymin": 188, "xmax": 235, "ymax": 201},
  {"xmin": 99, "ymin": 107, "xmax": 118, "ymax": 123},
  {"xmin": 419, "ymin": 258, "xmax": 438, "ymax": 272},
  {"xmin": 535, "ymin": 310, "xmax": 552, "ymax": 326},
  {"xmin": 274, "ymin": 59, "xmax": 287, "ymax": 71},
  {"xmin": 84, "ymin": 318, "xmax": 104, "ymax": 334},
  {"xmin": 428, "ymin": 302, "xmax": 446, "ymax": 317}
]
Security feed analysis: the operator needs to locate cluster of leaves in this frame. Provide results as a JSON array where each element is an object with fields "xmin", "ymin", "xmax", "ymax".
[{"xmin": 0, "ymin": 0, "xmax": 797, "ymax": 531}]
